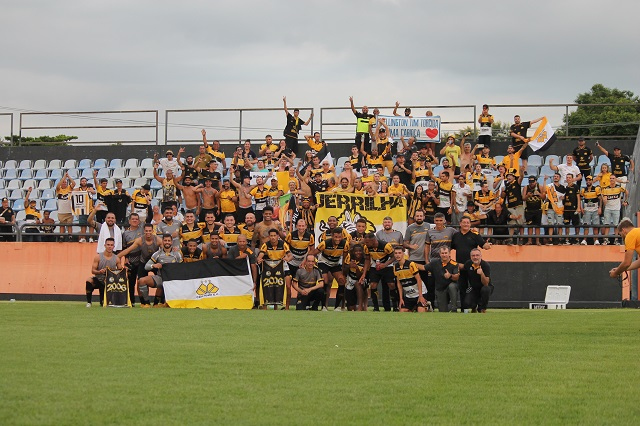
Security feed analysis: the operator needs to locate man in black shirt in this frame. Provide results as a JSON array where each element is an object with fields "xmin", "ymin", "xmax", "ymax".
[
  {"xmin": 501, "ymin": 169, "xmax": 524, "ymax": 244},
  {"xmin": 572, "ymin": 137, "xmax": 593, "ymax": 187},
  {"xmin": 200, "ymin": 160, "xmax": 223, "ymax": 191},
  {"xmin": 595, "ymin": 142, "xmax": 635, "ymax": 188},
  {"xmin": 392, "ymin": 154, "xmax": 413, "ymax": 191},
  {"xmin": 486, "ymin": 202, "xmax": 509, "ymax": 244},
  {"xmin": 283, "ymin": 97, "xmax": 313, "ymax": 155},
  {"xmin": 510, "ymin": 115, "xmax": 543, "ymax": 173},
  {"xmin": 463, "ymin": 248, "xmax": 492, "ymax": 313},
  {"xmin": 106, "ymin": 179, "xmax": 132, "ymax": 226},
  {"xmin": 452, "ymin": 217, "xmax": 491, "ymax": 311},
  {"xmin": 562, "ymin": 173, "xmax": 582, "ymax": 244}
]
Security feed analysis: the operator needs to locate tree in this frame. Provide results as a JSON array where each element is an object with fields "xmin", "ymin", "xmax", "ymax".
[
  {"xmin": 563, "ymin": 84, "xmax": 640, "ymax": 137},
  {"xmin": 2, "ymin": 134, "xmax": 77, "ymax": 146}
]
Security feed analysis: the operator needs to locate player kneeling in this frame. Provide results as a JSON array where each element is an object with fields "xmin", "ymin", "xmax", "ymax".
[
  {"xmin": 85, "ymin": 238, "xmax": 123, "ymax": 307},
  {"xmin": 393, "ymin": 246, "xmax": 430, "ymax": 312},
  {"xmin": 292, "ymin": 254, "xmax": 325, "ymax": 310},
  {"xmin": 343, "ymin": 245, "xmax": 370, "ymax": 311}
]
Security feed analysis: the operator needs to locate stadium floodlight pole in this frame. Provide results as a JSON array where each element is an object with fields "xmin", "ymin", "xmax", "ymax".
[{"xmin": 239, "ymin": 109, "xmax": 243, "ymax": 143}]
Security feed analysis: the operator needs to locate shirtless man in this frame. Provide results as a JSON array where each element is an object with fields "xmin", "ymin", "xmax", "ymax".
[
  {"xmin": 194, "ymin": 178, "xmax": 219, "ymax": 222},
  {"xmin": 204, "ymin": 233, "xmax": 227, "ymax": 259},
  {"xmin": 251, "ymin": 206, "xmax": 286, "ymax": 250},
  {"xmin": 175, "ymin": 175, "xmax": 200, "ymax": 215},
  {"xmin": 230, "ymin": 175, "xmax": 255, "ymax": 224},
  {"xmin": 338, "ymin": 160, "xmax": 357, "ymax": 187},
  {"xmin": 458, "ymin": 132, "xmax": 478, "ymax": 173}
]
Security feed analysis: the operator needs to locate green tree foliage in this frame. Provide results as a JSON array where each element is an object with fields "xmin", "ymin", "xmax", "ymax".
[
  {"xmin": 2, "ymin": 134, "xmax": 77, "ymax": 146},
  {"xmin": 564, "ymin": 84, "xmax": 640, "ymax": 137}
]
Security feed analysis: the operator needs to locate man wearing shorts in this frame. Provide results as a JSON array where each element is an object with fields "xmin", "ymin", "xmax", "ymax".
[
  {"xmin": 138, "ymin": 234, "xmax": 183, "ymax": 307},
  {"xmin": 393, "ymin": 246, "xmax": 429, "ymax": 312},
  {"xmin": 317, "ymin": 227, "xmax": 350, "ymax": 311},
  {"xmin": 363, "ymin": 232, "xmax": 396, "ymax": 312},
  {"xmin": 55, "ymin": 171, "xmax": 76, "ymax": 241}
]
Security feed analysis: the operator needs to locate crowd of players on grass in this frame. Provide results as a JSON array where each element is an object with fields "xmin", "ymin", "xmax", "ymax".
[{"xmin": 0, "ymin": 98, "xmax": 635, "ymax": 311}]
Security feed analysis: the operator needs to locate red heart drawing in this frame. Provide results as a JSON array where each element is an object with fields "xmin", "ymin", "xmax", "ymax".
[{"xmin": 425, "ymin": 128, "xmax": 439, "ymax": 139}]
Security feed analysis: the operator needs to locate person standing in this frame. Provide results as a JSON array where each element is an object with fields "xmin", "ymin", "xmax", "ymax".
[
  {"xmin": 501, "ymin": 169, "xmax": 525, "ymax": 244},
  {"xmin": 463, "ymin": 248, "xmax": 493, "ymax": 313},
  {"xmin": 572, "ymin": 137, "xmax": 593, "ymax": 187},
  {"xmin": 349, "ymin": 96, "xmax": 374, "ymax": 153},
  {"xmin": 452, "ymin": 217, "xmax": 490, "ymax": 311},
  {"xmin": 595, "ymin": 142, "xmax": 635, "ymax": 189},
  {"xmin": 55, "ymin": 171, "xmax": 76, "ymax": 241},
  {"xmin": 600, "ymin": 176, "xmax": 628, "ymax": 245},
  {"xmin": 120, "ymin": 213, "xmax": 144, "ymax": 306},
  {"xmin": 477, "ymin": 104, "xmax": 494, "ymax": 148},
  {"xmin": 580, "ymin": 175, "xmax": 602, "ymax": 245},
  {"xmin": 362, "ymin": 232, "xmax": 396, "ymax": 312},
  {"xmin": 523, "ymin": 176, "xmax": 545, "ymax": 245},
  {"xmin": 561, "ymin": 173, "xmax": 582, "ymax": 245},
  {"xmin": 282, "ymin": 96, "xmax": 313, "ymax": 155},
  {"xmin": 510, "ymin": 115, "xmax": 543, "ymax": 173}
]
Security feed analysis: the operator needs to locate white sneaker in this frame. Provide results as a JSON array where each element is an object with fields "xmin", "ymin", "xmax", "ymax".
[
  {"xmin": 603, "ymin": 238, "xmax": 610, "ymax": 245},
  {"xmin": 594, "ymin": 239, "xmax": 600, "ymax": 245},
  {"xmin": 86, "ymin": 303, "xmax": 91, "ymax": 308},
  {"xmin": 580, "ymin": 239, "xmax": 587, "ymax": 245},
  {"xmin": 322, "ymin": 307, "xmax": 328, "ymax": 312},
  {"xmin": 614, "ymin": 240, "xmax": 621, "ymax": 245},
  {"xmin": 79, "ymin": 238, "xmax": 86, "ymax": 243},
  {"xmin": 564, "ymin": 239, "xmax": 571, "ymax": 245},
  {"xmin": 88, "ymin": 237, "xmax": 94, "ymax": 243},
  {"xmin": 334, "ymin": 307, "xmax": 342, "ymax": 312}
]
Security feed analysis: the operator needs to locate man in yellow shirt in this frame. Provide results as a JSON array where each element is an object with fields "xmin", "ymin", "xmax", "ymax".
[
  {"xmin": 439, "ymin": 135, "xmax": 461, "ymax": 175},
  {"xmin": 610, "ymin": 218, "xmax": 640, "ymax": 278}
]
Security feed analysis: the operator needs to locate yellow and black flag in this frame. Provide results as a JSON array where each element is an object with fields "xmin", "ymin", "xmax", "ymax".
[{"xmin": 528, "ymin": 117, "xmax": 557, "ymax": 152}]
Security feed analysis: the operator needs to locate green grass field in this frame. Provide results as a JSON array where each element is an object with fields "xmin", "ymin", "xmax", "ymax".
[{"xmin": 1, "ymin": 303, "xmax": 639, "ymax": 425}]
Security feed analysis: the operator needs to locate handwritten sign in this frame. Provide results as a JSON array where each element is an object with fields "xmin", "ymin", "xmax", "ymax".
[{"xmin": 378, "ymin": 114, "xmax": 441, "ymax": 143}]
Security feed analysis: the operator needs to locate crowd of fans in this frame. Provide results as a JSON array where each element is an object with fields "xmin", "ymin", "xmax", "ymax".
[{"xmin": 0, "ymin": 99, "xmax": 636, "ymax": 311}]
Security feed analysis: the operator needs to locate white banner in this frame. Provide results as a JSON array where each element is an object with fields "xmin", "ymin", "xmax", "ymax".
[{"xmin": 378, "ymin": 114, "xmax": 441, "ymax": 143}]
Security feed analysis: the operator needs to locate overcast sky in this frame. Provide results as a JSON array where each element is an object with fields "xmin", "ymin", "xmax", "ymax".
[{"xmin": 1, "ymin": 0, "xmax": 638, "ymax": 143}]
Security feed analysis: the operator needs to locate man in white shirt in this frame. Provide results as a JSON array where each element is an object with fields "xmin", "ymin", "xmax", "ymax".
[
  {"xmin": 549, "ymin": 154, "xmax": 581, "ymax": 186},
  {"xmin": 452, "ymin": 175, "xmax": 472, "ymax": 226},
  {"xmin": 156, "ymin": 150, "xmax": 182, "ymax": 175}
]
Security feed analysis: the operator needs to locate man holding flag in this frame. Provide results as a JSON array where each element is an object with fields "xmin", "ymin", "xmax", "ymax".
[{"xmin": 510, "ymin": 115, "xmax": 544, "ymax": 172}]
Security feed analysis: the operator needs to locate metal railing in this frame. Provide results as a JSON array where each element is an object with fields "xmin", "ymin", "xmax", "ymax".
[
  {"xmin": 165, "ymin": 107, "xmax": 314, "ymax": 146},
  {"xmin": 18, "ymin": 110, "xmax": 159, "ymax": 145}
]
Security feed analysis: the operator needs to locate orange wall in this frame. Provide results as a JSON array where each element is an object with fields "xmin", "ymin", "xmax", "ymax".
[{"xmin": 0, "ymin": 243, "xmax": 631, "ymax": 299}]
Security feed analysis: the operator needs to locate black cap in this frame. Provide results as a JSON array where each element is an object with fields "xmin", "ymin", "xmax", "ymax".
[
  {"xmin": 528, "ymin": 176, "xmax": 536, "ymax": 182},
  {"xmin": 578, "ymin": 137, "xmax": 585, "ymax": 141},
  {"xmin": 115, "ymin": 179, "xmax": 122, "ymax": 184},
  {"xmin": 141, "ymin": 184, "xmax": 151, "ymax": 190}
]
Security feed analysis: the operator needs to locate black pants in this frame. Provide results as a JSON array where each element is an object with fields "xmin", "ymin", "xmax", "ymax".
[
  {"xmin": 458, "ymin": 270, "xmax": 469, "ymax": 310},
  {"xmin": 86, "ymin": 278, "xmax": 106, "ymax": 306},
  {"xmin": 464, "ymin": 285, "xmax": 494, "ymax": 311},
  {"xmin": 355, "ymin": 132, "xmax": 371, "ymax": 153},
  {"xmin": 285, "ymin": 136, "xmax": 299, "ymax": 156},
  {"xmin": 127, "ymin": 264, "xmax": 140, "ymax": 305},
  {"xmin": 237, "ymin": 206, "xmax": 254, "ymax": 225},
  {"xmin": 296, "ymin": 288, "xmax": 325, "ymax": 310},
  {"xmin": 23, "ymin": 228, "xmax": 41, "ymax": 242}
]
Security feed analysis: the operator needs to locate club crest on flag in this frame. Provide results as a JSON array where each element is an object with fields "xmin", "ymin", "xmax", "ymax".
[{"xmin": 195, "ymin": 280, "xmax": 219, "ymax": 298}]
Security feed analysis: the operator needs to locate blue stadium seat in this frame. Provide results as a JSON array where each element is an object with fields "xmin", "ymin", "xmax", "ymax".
[
  {"xmin": 6, "ymin": 179, "xmax": 21, "ymax": 190},
  {"xmin": 336, "ymin": 157, "xmax": 348, "ymax": 168},
  {"xmin": 17, "ymin": 160, "xmax": 32, "ymax": 171},
  {"xmin": 544, "ymin": 155, "xmax": 559, "ymax": 166},
  {"xmin": 108, "ymin": 159, "xmax": 123, "ymax": 169},
  {"xmin": 12, "ymin": 199, "xmax": 24, "ymax": 211},
  {"xmin": 133, "ymin": 177, "xmax": 149, "ymax": 188},
  {"xmin": 4, "ymin": 159, "xmax": 17, "ymax": 169},
  {"xmin": 9, "ymin": 189, "xmax": 24, "ymax": 200},
  {"xmin": 0, "ymin": 189, "xmax": 6, "ymax": 199},
  {"xmin": 44, "ymin": 199, "xmax": 58, "ymax": 211},
  {"xmin": 124, "ymin": 158, "xmax": 139, "ymax": 169},
  {"xmin": 49, "ymin": 211, "xmax": 58, "ymax": 220},
  {"xmin": 150, "ymin": 179, "xmax": 162, "ymax": 190},
  {"xmin": 127, "ymin": 167, "xmax": 142, "ymax": 179},
  {"xmin": 47, "ymin": 159, "xmax": 62, "ymax": 170},
  {"xmin": 112, "ymin": 168, "xmax": 127, "ymax": 180},
  {"xmin": 539, "ymin": 165, "xmax": 554, "ymax": 177},
  {"xmin": 34, "ymin": 169, "xmax": 49, "ymax": 181},
  {"xmin": 143, "ymin": 168, "xmax": 155, "ymax": 179},
  {"xmin": 32, "ymin": 159, "xmax": 47, "ymax": 170},
  {"xmin": 4, "ymin": 169, "xmax": 18, "ymax": 180},
  {"xmin": 50, "ymin": 169, "xmax": 63, "ymax": 180},
  {"xmin": 432, "ymin": 165, "xmax": 444, "ymax": 175},
  {"xmin": 38, "ymin": 179, "xmax": 53, "ymax": 190},
  {"xmin": 118, "ymin": 178, "xmax": 132, "ymax": 188},
  {"xmin": 528, "ymin": 155, "xmax": 542, "ymax": 167},
  {"xmin": 63, "ymin": 159, "xmax": 77, "ymax": 169},
  {"xmin": 154, "ymin": 188, "xmax": 163, "ymax": 200},
  {"xmin": 0, "ymin": 180, "xmax": 5, "ymax": 189},
  {"xmin": 597, "ymin": 155, "xmax": 610, "ymax": 166},
  {"xmin": 94, "ymin": 159, "xmax": 108, "ymax": 169},
  {"xmin": 140, "ymin": 158, "xmax": 154, "ymax": 169},
  {"xmin": 22, "ymin": 179, "xmax": 37, "ymax": 191},
  {"xmin": 80, "ymin": 168, "xmax": 94, "ymax": 179},
  {"xmin": 66, "ymin": 168, "xmax": 80, "ymax": 179},
  {"xmin": 40, "ymin": 188, "xmax": 55, "ymax": 200},
  {"xmin": 18, "ymin": 169, "xmax": 33, "ymax": 181},
  {"xmin": 96, "ymin": 168, "xmax": 111, "ymax": 179},
  {"xmin": 494, "ymin": 155, "xmax": 504, "ymax": 165},
  {"xmin": 525, "ymin": 165, "xmax": 539, "ymax": 177},
  {"xmin": 78, "ymin": 159, "xmax": 92, "ymax": 169}
]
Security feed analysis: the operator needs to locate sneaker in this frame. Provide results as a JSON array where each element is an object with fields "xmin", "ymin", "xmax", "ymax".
[
  {"xmin": 392, "ymin": 308, "xmax": 399, "ymax": 312},
  {"xmin": 85, "ymin": 302, "xmax": 91, "ymax": 308},
  {"xmin": 321, "ymin": 307, "xmax": 328, "ymax": 312},
  {"xmin": 88, "ymin": 237, "xmax": 95, "ymax": 243},
  {"xmin": 140, "ymin": 304, "xmax": 151, "ymax": 309},
  {"xmin": 594, "ymin": 239, "xmax": 600, "ymax": 245},
  {"xmin": 603, "ymin": 238, "xmax": 610, "ymax": 245},
  {"xmin": 372, "ymin": 308, "xmax": 380, "ymax": 312},
  {"xmin": 564, "ymin": 239, "xmax": 571, "ymax": 245},
  {"xmin": 580, "ymin": 239, "xmax": 587, "ymax": 245},
  {"xmin": 79, "ymin": 238, "xmax": 86, "ymax": 243},
  {"xmin": 334, "ymin": 307, "xmax": 342, "ymax": 312},
  {"xmin": 614, "ymin": 239, "xmax": 621, "ymax": 245}
]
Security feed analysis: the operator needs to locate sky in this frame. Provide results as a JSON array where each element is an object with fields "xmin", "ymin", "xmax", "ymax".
[{"xmin": 1, "ymin": 0, "xmax": 638, "ymax": 144}]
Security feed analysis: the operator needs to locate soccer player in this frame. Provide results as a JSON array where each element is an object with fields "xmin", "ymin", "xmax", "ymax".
[
  {"xmin": 257, "ymin": 229, "xmax": 294, "ymax": 309},
  {"xmin": 292, "ymin": 254, "xmax": 325, "ymax": 311},
  {"xmin": 342, "ymin": 244, "xmax": 370, "ymax": 311},
  {"xmin": 219, "ymin": 214, "xmax": 242, "ymax": 248},
  {"xmin": 393, "ymin": 246, "xmax": 429, "ymax": 313},
  {"xmin": 227, "ymin": 234, "xmax": 258, "ymax": 288},
  {"xmin": 182, "ymin": 239, "xmax": 204, "ymax": 262},
  {"xmin": 610, "ymin": 218, "xmax": 640, "ymax": 278},
  {"xmin": 85, "ymin": 238, "xmax": 122, "ymax": 307},
  {"xmin": 316, "ymin": 227, "xmax": 350, "ymax": 311},
  {"xmin": 138, "ymin": 234, "xmax": 183, "ymax": 307},
  {"xmin": 363, "ymin": 232, "xmax": 396, "ymax": 312},
  {"xmin": 285, "ymin": 218, "xmax": 315, "ymax": 279},
  {"xmin": 463, "ymin": 248, "xmax": 493, "ymax": 313}
]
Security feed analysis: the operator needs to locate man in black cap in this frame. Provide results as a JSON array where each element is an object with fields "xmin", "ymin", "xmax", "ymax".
[
  {"xmin": 572, "ymin": 137, "xmax": 593, "ymax": 187},
  {"xmin": 595, "ymin": 142, "xmax": 635, "ymax": 189},
  {"xmin": 0, "ymin": 196, "xmax": 16, "ymax": 241},
  {"xmin": 131, "ymin": 184, "xmax": 152, "ymax": 223}
]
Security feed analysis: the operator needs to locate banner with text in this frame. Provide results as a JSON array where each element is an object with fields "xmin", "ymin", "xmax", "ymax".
[
  {"xmin": 313, "ymin": 192, "xmax": 407, "ymax": 242},
  {"xmin": 378, "ymin": 114, "xmax": 441, "ymax": 143}
]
